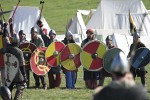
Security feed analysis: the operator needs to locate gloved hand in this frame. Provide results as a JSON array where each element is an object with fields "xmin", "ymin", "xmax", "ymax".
[{"xmin": 37, "ymin": 20, "xmax": 43, "ymax": 28}]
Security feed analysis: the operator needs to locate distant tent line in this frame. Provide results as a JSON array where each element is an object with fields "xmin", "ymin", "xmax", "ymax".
[
  {"xmin": 68, "ymin": 0, "xmax": 150, "ymax": 55},
  {"xmin": 10, "ymin": 0, "xmax": 150, "ymax": 54}
]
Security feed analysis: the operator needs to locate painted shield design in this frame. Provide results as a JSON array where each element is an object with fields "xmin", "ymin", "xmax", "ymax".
[
  {"xmin": 80, "ymin": 40, "xmax": 107, "ymax": 71},
  {"xmin": 19, "ymin": 42, "xmax": 37, "ymax": 69},
  {"xmin": 131, "ymin": 47, "xmax": 150, "ymax": 69},
  {"xmin": 45, "ymin": 41, "xmax": 65, "ymax": 67},
  {"xmin": 0, "ymin": 35, "xmax": 4, "ymax": 68},
  {"xmin": 30, "ymin": 47, "xmax": 50, "ymax": 75},
  {"xmin": 4, "ymin": 53, "xmax": 19, "ymax": 87},
  {"xmin": 60, "ymin": 43, "xmax": 81, "ymax": 71},
  {"xmin": 103, "ymin": 48, "xmax": 123, "ymax": 73}
]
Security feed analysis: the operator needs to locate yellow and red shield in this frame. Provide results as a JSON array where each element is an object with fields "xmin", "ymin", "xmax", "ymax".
[
  {"xmin": 19, "ymin": 42, "xmax": 37, "ymax": 69},
  {"xmin": 30, "ymin": 47, "xmax": 50, "ymax": 75},
  {"xmin": 0, "ymin": 35, "xmax": 4, "ymax": 68},
  {"xmin": 80, "ymin": 40, "xmax": 107, "ymax": 71},
  {"xmin": 60, "ymin": 43, "xmax": 81, "ymax": 71},
  {"xmin": 103, "ymin": 48, "xmax": 123, "ymax": 73},
  {"xmin": 45, "ymin": 41, "xmax": 65, "ymax": 67}
]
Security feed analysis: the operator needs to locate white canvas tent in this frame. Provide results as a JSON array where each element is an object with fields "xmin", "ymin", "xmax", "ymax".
[
  {"xmin": 67, "ymin": 10, "xmax": 96, "ymax": 45},
  {"xmin": 10, "ymin": 6, "xmax": 50, "ymax": 41},
  {"xmin": 87, "ymin": 0, "xmax": 150, "ymax": 36},
  {"xmin": 112, "ymin": 33, "xmax": 150, "ymax": 56},
  {"xmin": 86, "ymin": 0, "xmax": 150, "ymax": 55}
]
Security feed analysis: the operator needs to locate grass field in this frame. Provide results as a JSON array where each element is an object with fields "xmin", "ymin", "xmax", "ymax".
[
  {"xmin": 10, "ymin": 65, "xmax": 150, "ymax": 100},
  {"xmin": 1, "ymin": 0, "xmax": 150, "ymax": 100},
  {"xmin": 1, "ymin": 0, "xmax": 100, "ymax": 33}
]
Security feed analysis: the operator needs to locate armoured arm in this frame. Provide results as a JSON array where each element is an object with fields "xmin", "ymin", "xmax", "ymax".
[
  {"xmin": 19, "ymin": 50, "xmax": 27, "ymax": 82},
  {"xmin": 39, "ymin": 28, "xmax": 49, "ymax": 47},
  {"xmin": 20, "ymin": 65, "xmax": 26, "ymax": 78}
]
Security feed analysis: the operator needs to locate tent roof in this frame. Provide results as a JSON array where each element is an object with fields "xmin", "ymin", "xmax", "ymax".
[
  {"xmin": 10, "ymin": 6, "xmax": 50, "ymax": 41},
  {"xmin": 87, "ymin": 0, "xmax": 150, "ymax": 36}
]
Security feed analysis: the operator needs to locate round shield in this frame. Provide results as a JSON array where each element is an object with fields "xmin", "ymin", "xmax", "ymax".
[
  {"xmin": 45, "ymin": 41, "xmax": 65, "ymax": 67},
  {"xmin": 30, "ymin": 47, "xmax": 50, "ymax": 75},
  {"xmin": 80, "ymin": 40, "xmax": 107, "ymax": 71},
  {"xmin": 131, "ymin": 47, "xmax": 150, "ymax": 69},
  {"xmin": 4, "ymin": 53, "xmax": 19, "ymax": 87},
  {"xmin": 0, "ymin": 35, "xmax": 4, "ymax": 67},
  {"xmin": 60, "ymin": 43, "xmax": 81, "ymax": 71},
  {"xmin": 103, "ymin": 48, "xmax": 123, "ymax": 73},
  {"xmin": 19, "ymin": 42, "xmax": 37, "ymax": 69}
]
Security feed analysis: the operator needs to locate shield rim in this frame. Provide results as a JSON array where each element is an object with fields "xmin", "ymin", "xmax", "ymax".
[
  {"xmin": 131, "ymin": 47, "xmax": 150, "ymax": 68},
  {"xmin": 0, "ymin": 35, "xmax": 4, "ymax": 67},
  {"xmin": 60, "ymin": 43, "xmax": 81, "ymax": 71},
  {"xmin": 80, "ymin": 40, "xmax": 107, "ymax": 71},
  {"xmin": 45, "ymin": 41, "xmax": 65, "ymax": 67},
  {"xmin": 30, "ymin": 46, "xmax": 50, "ymax": 75},
  {"xmin": 103, "ymin": 47, "xmax": 123, "ymax": 73},
  {"xmin": 4, "ymin": 53, "xmax": 19, "ymax": 87},
  {"xmin": 19, "ymin": 42, "xmax": 37, "ymax": 69}
]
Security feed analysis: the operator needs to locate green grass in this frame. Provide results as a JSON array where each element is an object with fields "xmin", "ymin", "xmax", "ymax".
[
  {"xmin": 9, "ymin": 64, "xmax": 150, "ymax": 100},
  {"xmin": 1, "ymin": 0, "xmax": 99, "ymax": 33},
  {"xmin": 1, "ymin": 0, "xmax": 150, "ymax": 99},
  {"xmin": 12, "ymin": 67, "xmax": 96, "ymax": 100}
]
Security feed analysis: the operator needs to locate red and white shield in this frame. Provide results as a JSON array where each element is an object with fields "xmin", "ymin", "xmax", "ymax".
[
  {"xmin": 60, "ymin": 43, "xmax": 81, "ymax": 71},
  {"xmin": 30, "ymin": 47, "xmax": 50, "ymax": 75},
  {"xmin": 45, "ymin": 41, "xmax": 65, "ymax": 67},
  {"xmin": 80, "ymin": 40, "xmax": 107, "ymax": 71}
]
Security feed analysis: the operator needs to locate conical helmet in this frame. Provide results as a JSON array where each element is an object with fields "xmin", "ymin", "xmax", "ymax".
[{"xmin": 111, "ymin": 51, "xmax": 129, "ymax": 74}]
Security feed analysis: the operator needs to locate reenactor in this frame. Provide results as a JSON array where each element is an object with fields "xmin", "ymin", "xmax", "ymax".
[
  {"xmin": 127, "ymin": 32, "xmax": 147, "ymax": 86},
  {"xmin": 30, "ymin": 27, "xmax": 47, "ymax": 90},
  {"xmin": 99, "ymin": 35, "xmax": 115, "ymax": 86},
  {"xmin": 81, "ymin": 28, "xmax": 99, "ymax": 89},
  {"xmin": 61, "ymin": 31, "xmax": 77, "ymax": 89},
  {"xmin": 37, "ymin": 20, "xmax": 61, "ymax": 89},
  {"xmin": 5, "ymin": 34, "xmax": 27, "ymax": 100}
]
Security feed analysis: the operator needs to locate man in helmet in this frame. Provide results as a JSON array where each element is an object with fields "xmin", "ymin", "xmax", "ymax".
[
  {"xmin": 0, "ymin": 20, "xmax": 11, "ymax": 86},
  {"xmin": 61, "ymin": 30, "xmax": 77, "ymax": 89},
  {"xmin": 37, "ymin": 20, "xmax": 62, "ymax": 89},
  {"xmin": 105, "ymin": 35, "xmax": 115, "ymax": 49},
  {"xmin": 0, "ymin": 86, "xmax": 11, "ymax": 100},
  {"xmin": 18, "ymin": 30, "xmax": 31, "ymax": 88},
  {"xmin": 30, "ymin": 27, "xmax": 47, "ymax": 90},
  {"xmin": 127, "ymin": 32, "xmax": 147, "ymax": 86},
  {"xmin": 47, "ymin": 30, "xmax": 62, "ymax": 89},
  {"xmin": 81, "ymin": 28, "xmax": 99, "ymax": 89},
  {"xmin": 18, "ymin": 30, "xmax": 28, "ymax": 44},
  {"xmin": 99, "ymin": 35, "xmax": 115, "ymax": 86},
  {"xmin": 5, "ymin": 33, "xmax": 27, "ymax": 100},
  {"xmin": 93, "ymin": 51, "xmax": 148, "ymax": 100}
]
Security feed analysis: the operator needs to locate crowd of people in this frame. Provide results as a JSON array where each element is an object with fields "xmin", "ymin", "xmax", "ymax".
[{"xmin": 0, "ymin": 17, "xmax": 149, "ymax": 100}]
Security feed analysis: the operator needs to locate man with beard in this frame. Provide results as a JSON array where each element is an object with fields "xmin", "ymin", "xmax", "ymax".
[{"xmin": 81, "ymin": 29, "xmax": 99, "ymax": 89}]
